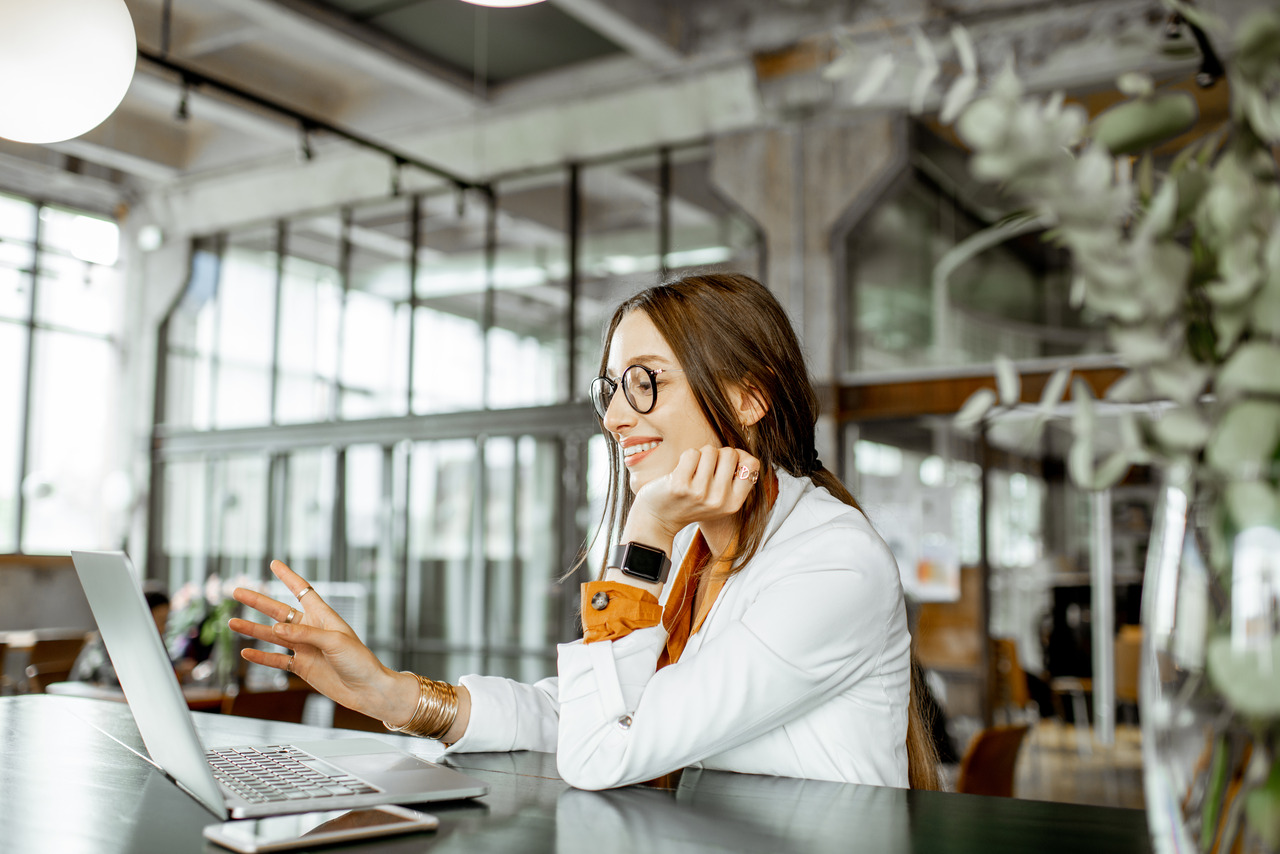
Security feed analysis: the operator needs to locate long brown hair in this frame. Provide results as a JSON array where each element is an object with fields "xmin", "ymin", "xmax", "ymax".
[{"xmin": 592, "ymin": 272, "xmax": 940, "ymax": 789}]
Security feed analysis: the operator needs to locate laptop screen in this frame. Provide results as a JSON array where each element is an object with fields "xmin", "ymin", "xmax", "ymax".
[{"xmin": 70, "ymin": 550, "xmax": 229, "ymax": 816}]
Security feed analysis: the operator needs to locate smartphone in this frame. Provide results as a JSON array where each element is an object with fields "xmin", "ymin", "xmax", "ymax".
[{"xmin": 202, "ymin": 806, "xmax": 438, "ymax": 853}]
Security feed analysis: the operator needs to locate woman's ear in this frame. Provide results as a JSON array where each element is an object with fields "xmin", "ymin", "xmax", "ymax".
[{"xmin": 732, "ymin": 383, "xmax": 768, "ymax": 428}]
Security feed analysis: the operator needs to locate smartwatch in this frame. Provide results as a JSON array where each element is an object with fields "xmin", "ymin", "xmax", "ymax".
[{"xmin": 609, "ymin": 542, "xmax": 672, "ymax": 585}]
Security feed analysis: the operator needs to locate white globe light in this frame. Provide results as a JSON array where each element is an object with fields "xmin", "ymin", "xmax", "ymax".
[
  {"xmin": 459, "ymin": 0, "xmax": 547, "ymax": 7},
  {"xmin": 0, "ymin": 0, "xmax": 137, "ymax": 144}
]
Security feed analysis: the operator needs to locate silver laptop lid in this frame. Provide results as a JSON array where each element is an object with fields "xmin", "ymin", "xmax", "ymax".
[{"xmin": 70, "ymin": 549, "xmax": 229, "ymax": 816}]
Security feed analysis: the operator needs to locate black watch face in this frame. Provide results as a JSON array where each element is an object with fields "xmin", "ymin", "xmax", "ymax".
[{"xmin": 615, "ymin": 543, "xmax": 668, "ymax": 583}]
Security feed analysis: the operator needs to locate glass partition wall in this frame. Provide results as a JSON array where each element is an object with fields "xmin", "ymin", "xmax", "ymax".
[
  {"xmin": 833, "ymin": 124, "xmax": 1143, "ymax": 729},
  {"xmin": 151, "ymin": 144, "xmax": 762, "ymax": 682}
]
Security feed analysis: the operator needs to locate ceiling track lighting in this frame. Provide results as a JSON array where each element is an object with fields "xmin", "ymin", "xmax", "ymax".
[
  {"xmin": 175, "ymin": 79, "xmax": 191, "ymax": 123},
  {"xmin": 136, "ymin": 49, "xmax": 489, "ymax": 200},
  {"xmin": 298, "ymin": 123, "xmax": 314, "ymax": 162}
]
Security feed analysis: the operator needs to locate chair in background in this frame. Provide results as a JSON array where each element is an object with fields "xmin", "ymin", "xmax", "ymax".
[
  {"xmin": 28, "ymin": 636, "xmax": 88, "ymax": 668},
  {"xmin": 990, "ymin": 638, "xmax": 1034, "ymax": 724},
  {"xmin": 24, "ymin": 659, "xmax": 77, "ymax": 692},
  {"xmin": 221, "ymin": 687, "xmax": 312, "ymax": 723},
  {"xmin": 955, "ymin": 724, "xmax": 1031, "ymax": 797},
  {"xmin": 331, "ymin": 703, "xmax": 388, "ymax": 733}
]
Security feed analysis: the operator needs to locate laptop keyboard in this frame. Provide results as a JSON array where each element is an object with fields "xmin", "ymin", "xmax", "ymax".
[{"xmin": 207, "ymin": 745, "xmax": 382, "ymax": 804}]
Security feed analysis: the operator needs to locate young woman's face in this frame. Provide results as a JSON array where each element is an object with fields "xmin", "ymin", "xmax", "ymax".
[{"xmin": 601, "ymin": 310, "xmax": 720, "ymax": 493}]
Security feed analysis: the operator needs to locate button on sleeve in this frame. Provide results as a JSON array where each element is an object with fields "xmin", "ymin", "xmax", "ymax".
[{"xmin": 580, "ymin": 581, "xmax": 662, "ymax": 643}]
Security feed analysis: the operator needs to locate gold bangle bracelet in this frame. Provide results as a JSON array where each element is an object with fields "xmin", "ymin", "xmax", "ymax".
[{"xmin": 383, "ymin": 672, "xmax": 459, "ymax": 741}]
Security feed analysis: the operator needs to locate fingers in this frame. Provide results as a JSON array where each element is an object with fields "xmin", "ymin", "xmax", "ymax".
[
  {"xmin": 232, "ymin": 587, "xmax": 293, "ymax": 624},
  {"xmin": 241, "ymin": 646, "xmax": 295, "ymax": 673},
  {"xmin": 269, "ymin": 559, "xmax": 318, "ymax": 602}
]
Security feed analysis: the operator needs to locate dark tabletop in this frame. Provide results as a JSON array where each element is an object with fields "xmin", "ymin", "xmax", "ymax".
[{"xmin": 0, "ymin": 694, "xmax": 1153, "ymax": 854}]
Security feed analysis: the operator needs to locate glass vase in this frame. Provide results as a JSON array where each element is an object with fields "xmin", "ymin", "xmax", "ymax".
[{"xmin": 1141, "ymin": 465, "xmax": 1280, "ymax": 854}]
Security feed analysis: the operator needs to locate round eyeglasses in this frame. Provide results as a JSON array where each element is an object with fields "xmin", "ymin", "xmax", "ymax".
[{"xmin": 589, "ymin": 365, "xmax": 681, "ymax": 420}]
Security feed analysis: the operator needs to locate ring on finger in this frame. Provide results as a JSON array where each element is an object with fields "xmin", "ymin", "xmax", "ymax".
[
  {"xmin": 285, "ymin": 652, "xmax": 294, "ymax": 673},
  {"xmin": 735, "ymin": 465, "xmax": 759, "ymax": 484},
  {"xmin": 297, "ymin": 586, "xmax": 313, "ymax": 601},
  {"xmin": 284, "ymin": 607, "xmax": 298, "ymax": 624}
]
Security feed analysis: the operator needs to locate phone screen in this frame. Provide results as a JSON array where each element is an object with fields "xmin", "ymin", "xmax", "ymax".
[{"xmin": 204, "ymin": 807, "xmax": 437, "ymax": 852}]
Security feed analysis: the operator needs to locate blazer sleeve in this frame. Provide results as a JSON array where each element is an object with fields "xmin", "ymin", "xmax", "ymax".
[
  {"xmin": 553, "ymin": 520, "xmax": 904, "ymax": 790},
  {"xmin": 443, "ymin": 673, "xmax": 560, "ymax": 754}
]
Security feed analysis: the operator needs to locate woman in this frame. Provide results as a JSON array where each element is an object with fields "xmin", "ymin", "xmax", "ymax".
[{"xmin": 231, "ymin": 273, "xmax": 939, "ymax": 791}]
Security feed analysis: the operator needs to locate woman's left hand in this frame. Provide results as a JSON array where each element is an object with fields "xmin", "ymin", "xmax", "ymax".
[{"xmin": 622, "ymin": 445, "xmax": 760, "ymax": 553}]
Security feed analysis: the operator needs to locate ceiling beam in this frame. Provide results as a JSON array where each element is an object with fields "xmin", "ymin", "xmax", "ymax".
[
  {"xmin": 550, "ymin": 0, "xmax": 683, "ymax": 69},
  {"xmin": 209, "ymin": 0, "xmax": 479, "ymax": 108},
  {"xmin": 177, "ymin": 18, "xmax": 262, "ymax": 58},
  {"xmin": 45, "ymin": 108, "xmax": 190, "ymax": 183}
]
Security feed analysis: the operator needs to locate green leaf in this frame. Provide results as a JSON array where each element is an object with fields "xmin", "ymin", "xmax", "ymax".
[
  {"xmin": 955, "ymin": 387, "xmax": 998, "ymax": 430},
  {"xmin": 957, "ymin": 96, "xmax": 1013, "ymax": 150},
  {"xmin": 989, "ymin": 417, "xmax": 1047, "ymax": 451},
  {"xmin": 1245, "ymin": 756, "xmax": 1280, "ymax": 852},
  {"xmin": 1207, "ymin": 635, "xmax": 1280, "ymax": 717},
  {"xmin": 1146, "ymin": 355, "xmax": 1213, "ymax": 407},
  {"xmin": 1071, "ymin": 378, "xmax": 1096, "ymax": 439},
  {"xmin": 1109, "ymin": 322, "xmax": 1178, "ymax": 366},
  {"xmin": 1215, "ymin": 232, "xmax": 1264, "ymax": 304},
  {"xmin": 1139, "ymin": 241, "xmax": 1193, "ymax": 319},
  {"xmin": 1174, "ymin": 165, "xmax": 1210, "ymax": 222},
  {"xmin": 940, "ymin": 73, "xmax": 978, "ymax": 124},
  {"xmin": 1211, "ymin": 304, "xmax": 1250, "ymax": 357},
  {"xmin": 847, "ymin": 54, "xmax": 897, "ymax": 104},
  {"xmin": 1136, "ymin": 152, "xmax": 1155, "ymax": 202},
  {"xmin": 909, "ymin": 26, "xmax": 940, "ymax": 115},
  {"xmin": 1104, "ymin": 372, "xmax": 1155, "ymax": 404},
  {"xmin": 1093, "ymin": 449, "xmax": 1131, "ymax": 490},
  {"xmin": 1150, "ymin": 406, "xmax": 1212, "ymax": 453},
  {"xmin": 1205, "ymin": 400, "xmax": 1280, "ymax": 477},
  {"xmin": 1116, "ymin": 72, "xmax": 1154, "ymax": 98},
  {"xmin": 1234, "ymin": 8, "xmax": 1280, "ymax": 81},
  {"xmin": 1223, "ymin": 479, "xmax": 1279, "ymax": 530},
  {"xmin": 1136, "ymin": 178, "xmax": 1178, "ymax": 242},
  {"xmin": 1039, "ymin": 367, "xmax": 1071, "ymax": 412},
  {"xmin": 1149, "ymin": 356, "xmax": 1213, "ymax": 406},
  {"xmin": 995, "ymin": 355, "xmax": 1020, "ymax": 406},
  {"xmin": 1218, "ymin": 342, "xmax": 1280, "ymax": 398},
  {"xmin": 1091, "ymin": 93, "xmax": 1198, "ymax": 155}
]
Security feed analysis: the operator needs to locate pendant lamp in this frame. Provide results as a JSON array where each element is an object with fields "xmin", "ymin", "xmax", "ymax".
[
  {"xmin": 458, "ymin": 1, "xmax": 547, "ymax": 7},
  {"xmin": 0, "ymin": 0, "xmax": 137, "ymax": 144}
]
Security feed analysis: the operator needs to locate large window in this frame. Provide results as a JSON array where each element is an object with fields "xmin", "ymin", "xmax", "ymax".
[
  {"xmin": 0, "ymin": 192, "xmax": 123, "ymax": 554},
  {"xmin": 152, "ymin": 143, "xmax": 763, "ymax": 679}
]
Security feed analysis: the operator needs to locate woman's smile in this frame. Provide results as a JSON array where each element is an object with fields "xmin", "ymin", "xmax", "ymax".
[{"xmin": 622, "ymin": 438, "xmax": 661, "ymax": 466}]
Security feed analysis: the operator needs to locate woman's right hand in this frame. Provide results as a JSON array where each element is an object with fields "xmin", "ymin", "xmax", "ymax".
[{"xmin": 229, "ymin": 560, "xmax": 418, "ymax": 725}]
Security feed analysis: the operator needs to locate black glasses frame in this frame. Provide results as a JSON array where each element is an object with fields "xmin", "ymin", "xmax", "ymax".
[{"xmin": 589, "ymin": 365, "xmax": 678, "ymax": 420}]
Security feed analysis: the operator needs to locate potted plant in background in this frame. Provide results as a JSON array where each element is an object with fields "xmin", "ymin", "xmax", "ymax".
[
  {"xmin": 169, "ymin": 574, "xmax": 259, "ymax": 690},
  {"xmin": 880, "ymin": 4, "xmax": 1280, "ymax": 852}
]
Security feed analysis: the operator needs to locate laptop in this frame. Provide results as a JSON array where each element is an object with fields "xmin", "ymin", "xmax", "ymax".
[{"xmin": 70, "ymin": 549, "xmax": 489, "ymax": 819}]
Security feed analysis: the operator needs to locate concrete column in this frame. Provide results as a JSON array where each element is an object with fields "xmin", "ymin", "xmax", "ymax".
[{"xmin": 710, "ymin": 115, "xmax": 906, "ymax": 461}]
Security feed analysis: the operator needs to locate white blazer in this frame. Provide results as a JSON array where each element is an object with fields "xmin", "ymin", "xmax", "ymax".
[{"xmin": 446, "ymin": 468, "xmax": 911, "ymax": 791}]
